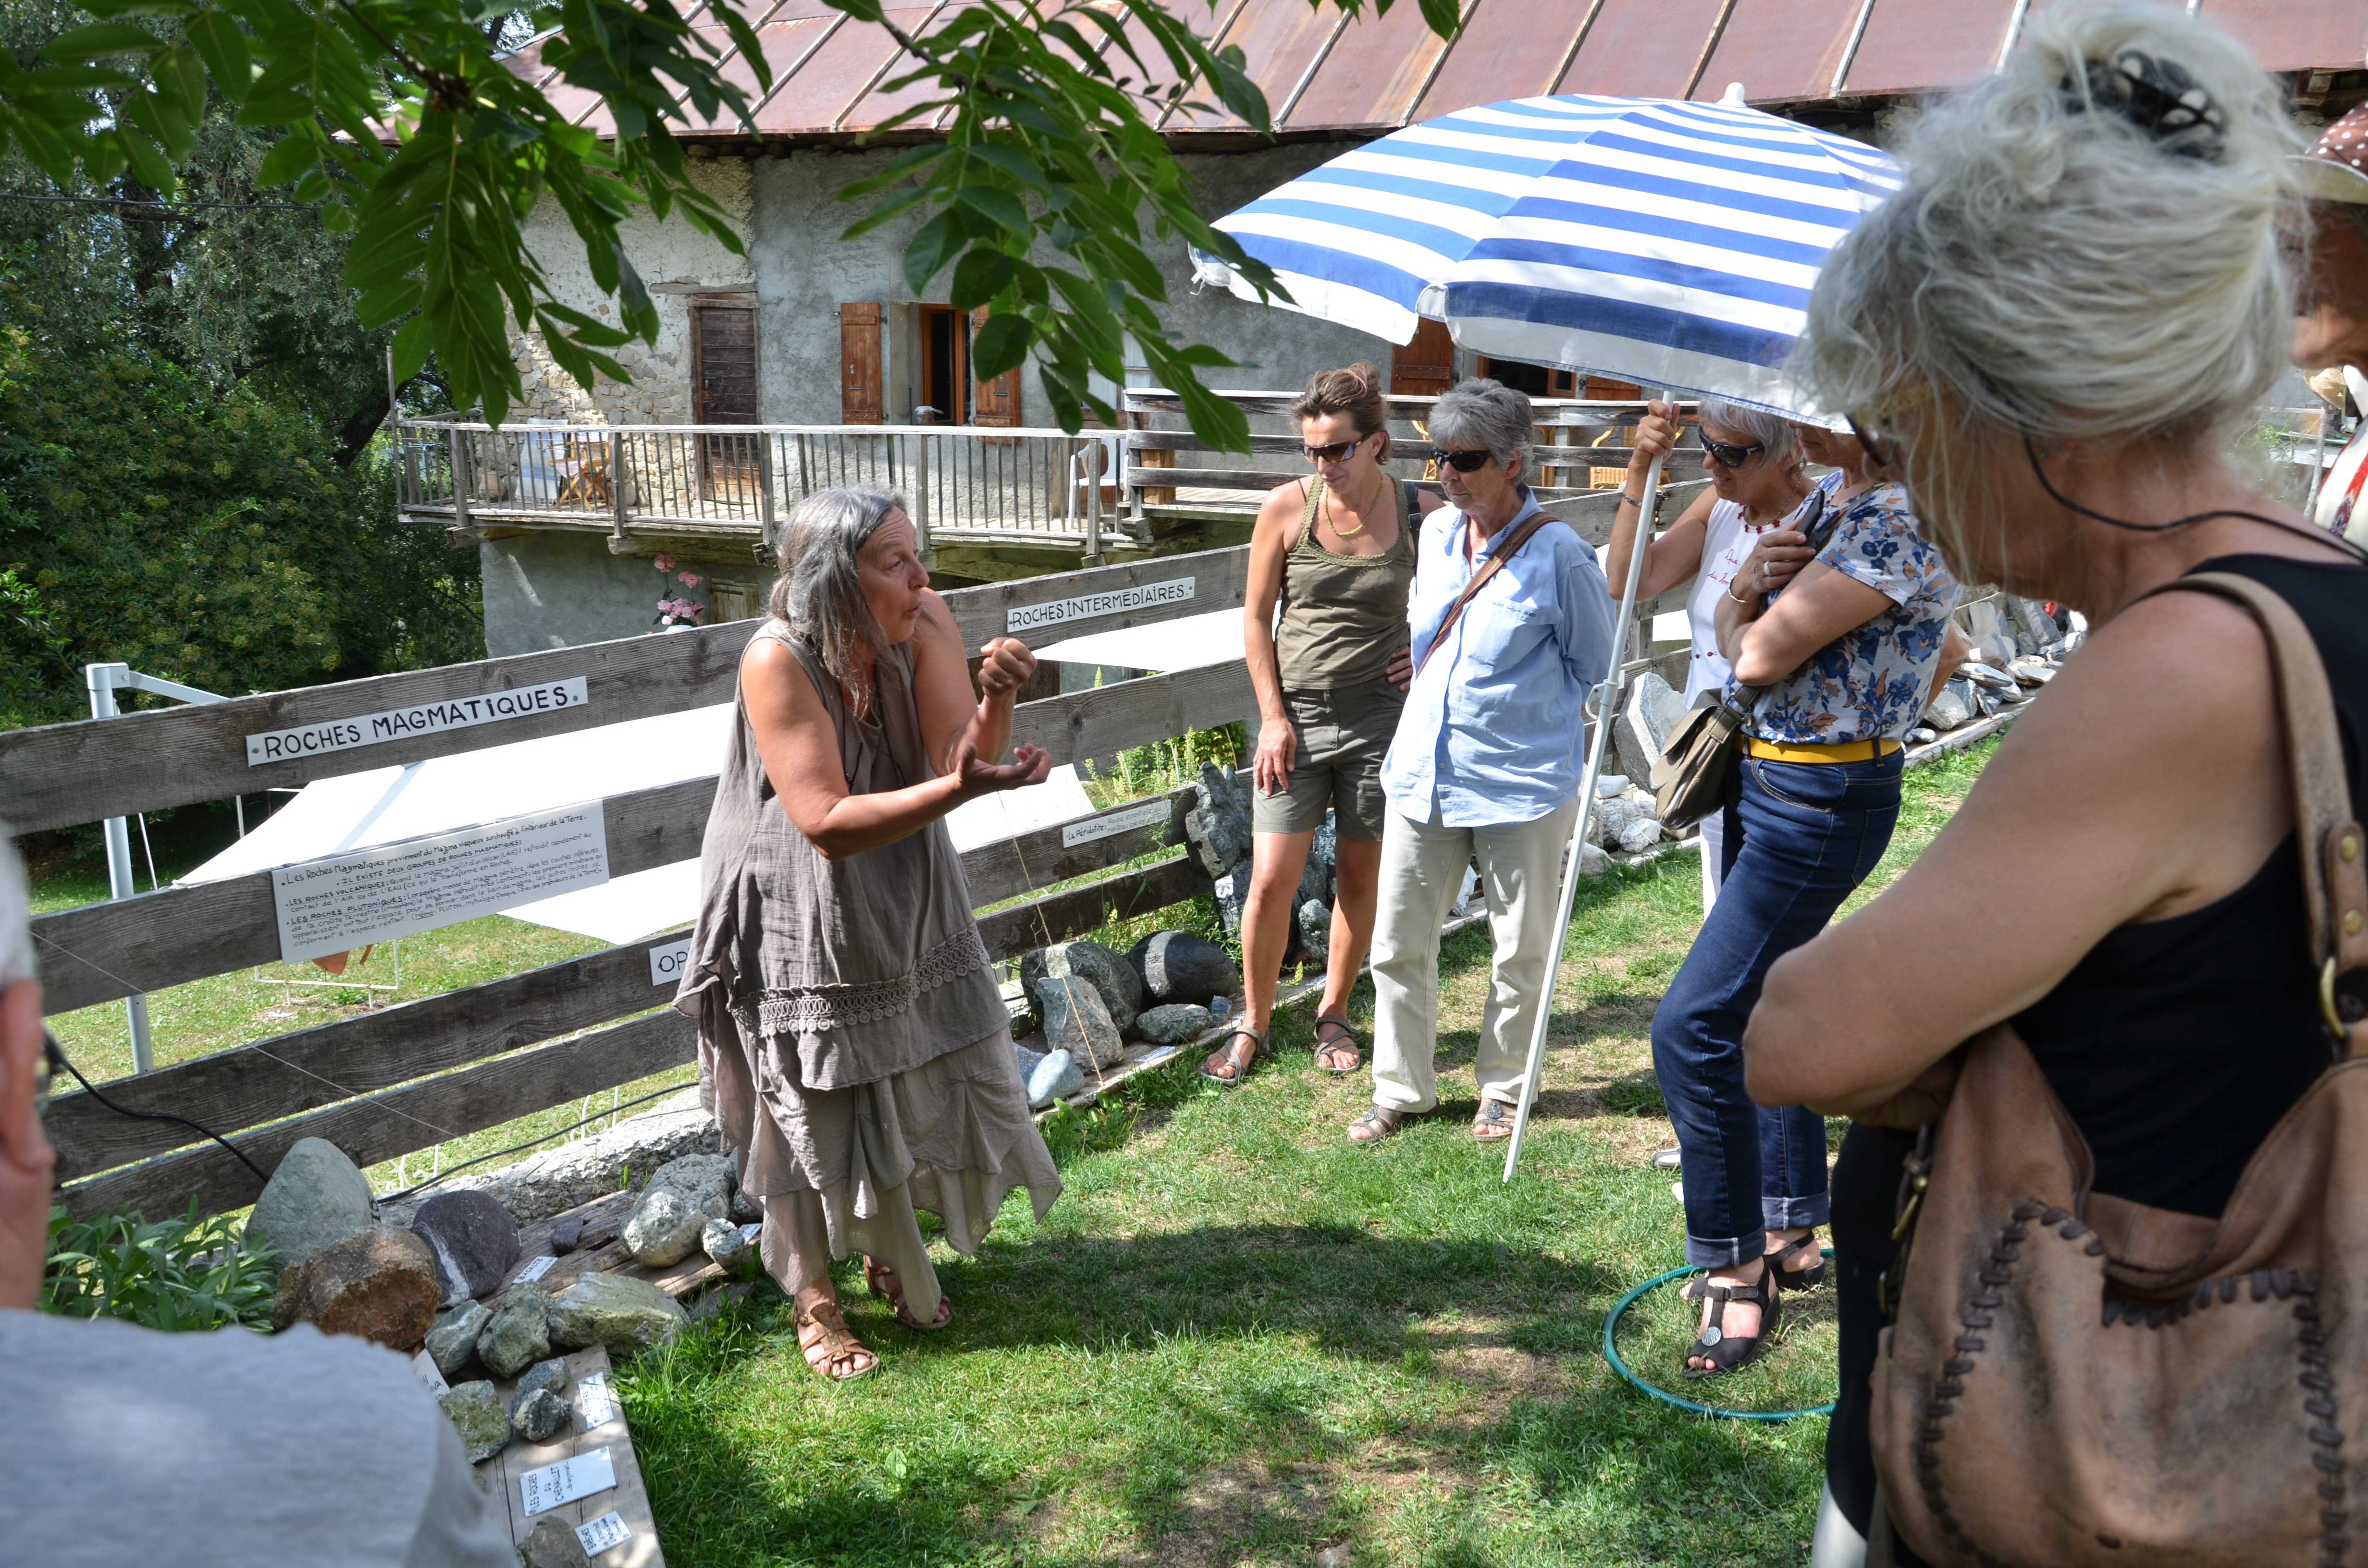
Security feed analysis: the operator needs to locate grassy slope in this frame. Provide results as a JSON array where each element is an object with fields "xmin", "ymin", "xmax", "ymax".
[{"xmin": 617, "ymin": 740, "xmax": 1998, "ymax": 1568}]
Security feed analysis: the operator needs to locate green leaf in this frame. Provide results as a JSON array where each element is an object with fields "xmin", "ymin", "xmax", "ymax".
[
  {"xmin": 902, "ymin": 208, "xmax": 966, "ymax": 294},
  {"xmin": 948, "ymin": 247, "xmax": 1017, "ymax": 311},
  {"xmin": 254, "ymin": 129, "xmax": 319, "ymax": 187},
  {"xmin": 40, "ymin": 23, "xmax": 169, "ymax": 60},
  {"xmin": 185, "ymin": 12, "xmax": 252, "ymax": 101},
  {"xmin": 961, "ymin": 142, "xmax": 1051, "ymax": 193},
  {"xmin": 970, "ymin": 311, "xmax": 1034, "ymax": 380},
  {"xmin": 951, "ymin": 184, "xmax": 1030, "ymax": 239},
  {"xmin": 1418, "ymin": 0, "xmax": 1464, "ymax": 36}
]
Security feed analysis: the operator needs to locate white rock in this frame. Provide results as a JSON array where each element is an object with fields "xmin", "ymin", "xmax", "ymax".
[
  {"xmin": 1617, "ymin": 816, "xmax": 1662, "ymax": 854},
  {"xmin": 1594, "ymin": 774, "xmax": 1629, "ymax": 797}
]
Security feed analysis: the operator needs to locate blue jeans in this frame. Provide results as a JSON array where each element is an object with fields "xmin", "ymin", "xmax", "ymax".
[{"xmin": 1650, "ymin": 750, "xmax": 1903, "ymax": 1267}]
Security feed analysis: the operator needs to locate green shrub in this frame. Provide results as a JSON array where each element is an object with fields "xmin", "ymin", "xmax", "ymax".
[{"xmin": 43, "ymin": 1202, "xmax": 280, "ymax": 1333}]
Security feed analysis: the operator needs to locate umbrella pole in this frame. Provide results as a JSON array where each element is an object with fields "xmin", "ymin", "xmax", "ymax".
[{"xmin": 1503, "ymin": 429, "xmax": 1667, "ymax": 1183}]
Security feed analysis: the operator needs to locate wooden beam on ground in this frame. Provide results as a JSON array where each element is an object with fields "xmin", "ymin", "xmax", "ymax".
[{"xmin": 975, "ymin": 854, "xmax": 1212, "ymax": 962}]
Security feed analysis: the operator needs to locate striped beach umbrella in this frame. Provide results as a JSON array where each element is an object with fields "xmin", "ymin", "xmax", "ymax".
[{"xmin": 1194, "ymin": 93, "xmax": 1900, "ymax": 417}]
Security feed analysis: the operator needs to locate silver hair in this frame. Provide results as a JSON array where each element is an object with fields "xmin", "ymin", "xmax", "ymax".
[
  {"xmin": 1428, "ymin": 378, "xmax": 1533, "ymax": 472},
  {"xmin": 1798, "ymin": 6, "xmax": 2304, "ymax": 489},
  {"xmin": 0, "ymin": 830, "xmax": 31, "ymax": 992},
  {"xmin": 1696, "ymin": 397, "xmax": 1801, "ymax": 466},
  {"xmin": 765, "ymin": 486, "xmax": 912, "ymax": 704}
]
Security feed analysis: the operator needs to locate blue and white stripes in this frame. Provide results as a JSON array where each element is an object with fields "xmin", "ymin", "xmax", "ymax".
[{"xmin": 1196, "ymin": 96, "xmax": 1900, "ymax": 417}]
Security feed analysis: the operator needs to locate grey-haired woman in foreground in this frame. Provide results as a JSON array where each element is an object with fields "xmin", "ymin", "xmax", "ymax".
[{"xmin": 675, "ymin": 487, "xmax": 1061, "ymax": 1382}]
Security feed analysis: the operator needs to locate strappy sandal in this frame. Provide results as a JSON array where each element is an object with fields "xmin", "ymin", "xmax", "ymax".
[
  {"xmin": 1346, "ymin": 1104, "xmax": 1406, "ymax": 1144},
  {"xmin": 1312, "ymin": 1015, "xmax": 1363, "ymax": 1073},
  {"xmin": 795, "ymin": 1298, "xmax": 878, "ymax": 1381},
  {"xmin": 1471, "ymin": 1096, "xmax": 1517, "ymax": 1141},
  {"xmin": 863, "ymin": 1257, "xmax": 952, "ymax": 1330},
  {"xmin": 1769, "ymin": 1233, "xmax": 1828, "ymax": 1293},
  {"xmin": 1682, "ymin": 1266, "xmax": 1780, "ymax": 1380},
  {"xmin": 1200, "ymin": 1026, "xmax": 1266, "ymax": 1087}
]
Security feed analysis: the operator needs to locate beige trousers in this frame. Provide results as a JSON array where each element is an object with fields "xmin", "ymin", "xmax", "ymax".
[
  {"xmin": 758, "ymin": 1183, "xmax": 942, "ymax": 1323},
  {"xmin": 1369, "ymin": 794, "xmax": 1582, "ymax": 1114}
]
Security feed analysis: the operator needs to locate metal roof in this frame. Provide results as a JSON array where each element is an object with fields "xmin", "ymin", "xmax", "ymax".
[{"xmin": 518, "ymin": 0, "xmax": 2368, "ymax": 142}]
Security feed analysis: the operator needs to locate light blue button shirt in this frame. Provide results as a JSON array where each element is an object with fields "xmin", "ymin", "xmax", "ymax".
[{"xmin": 1381, "ymin": 489, "xmax": 1616, "ymax": 827}]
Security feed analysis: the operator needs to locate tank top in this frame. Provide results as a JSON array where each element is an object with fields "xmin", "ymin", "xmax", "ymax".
[
  {"xmin": 1682, "ymin": 498, "xmax": 1770, "ymax": 705},
  {"xmin": 2011, "ymin": 553, "xmax": 2368, "ymax": 1217},
  {"xmin": 1274, "ymin": 474, "xmax": 1418, "ymax": 691},
  {"xmin": 673, "ymin": 620, "xmax": 1005, "ymax": 1091}
]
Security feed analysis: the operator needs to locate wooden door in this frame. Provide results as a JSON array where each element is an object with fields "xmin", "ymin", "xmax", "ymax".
[
  {"xmin": 917, "ymin": 305, "xmax": 967, "ymax": 423},
  {"xmin": 1391, "ymin": 318, "xmax": 1455, "ymax": 397},
  {"xmin": 694, "ymin": 301, "xmax": 761, "ymax": 502},
  {"xmin": 971, "ymin": 306, "xmax": 1022, "ymax": 428},
  {"xmin": 840, "ymin": 302, "xmax": 883, "ymax": 425}
]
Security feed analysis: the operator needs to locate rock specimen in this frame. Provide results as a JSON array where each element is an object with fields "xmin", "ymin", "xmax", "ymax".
[
  {"xmin": 621, "ymin": 1152, "xmax": 736, "ymax": 1267},
  {"xmin": 509, "ymin": 1386, "xmax": 572, "ymax": 1443},
  {"xmin": 2009, "ymin": 656, "xmax": 2055, "ymax": 686},
  {"xmin": 1135, "ymin": 1003, "xmax": 1214, "ymax": 1044},
  {"xmin": 514, "ymin": 1356, "xmax": 572, "ymax": 1406},
  {"xmin": 1616, "ymin": 671, "xmax": 1685, "ymax": 786},
  {"xmin": 729, "ymin": 1183, "xmax": 760, "ymax": 1224},
  {"xmin": 521, "ymin": 1515, "xmax": 593, "ymax": 1568},
  {"xmin": 1038, "ymin": 973, "xmax": 1124, "ymax": 1069},
  {"xmin": 423, "ymin": 1301, "xmax": 492, "ymax": 1379},
  {"xmin": 438, "ymin": 1380, "xmax": 510, "ymax": 1464},
  {"xmin": 701, "ymin": 1217, "xmax": 754, "ymax": 1270},
  {"xmin": 1013, "ymin": 1042, "xmax": 1083, "ymax": 1107},
  {"xmin": 410, "ymin": 1189, "xmax": 521, "ymax": 1306},
  {"xmin": 548, "ymin": 1215, "xmax": 583, "ymax": 1256},
  {"xmin": 1298, "ymin": 900, "xmax": 1332, "ymax": 965},
  {"xmin": 1128, "ymin": 931, "xmax": 1241, "ymax": 1006},
  {"xmin": 1181, "ymin": 760, "xmax": 1253, "ymax": 881},
  {"xmin": 1020, "ymin": 940, "xmax": 1141, "ymax": 1036},
  {"xmin": 247, "ymin": 1137, "xmax": 375, "ymax": 1268},
  {"xmin": 270, "ymin": 1225, "xmax": 440, "ymax": 1350},
  {"xmin": 545, "ymin": 1271, "xmax": 688, "ymax": 1356},
  {"xmin": 477, "ymin": 1286, "xmax": 552, "ymax": 1378},
  {"xmin": 1925, "ymin": 681, "xmax": 1973, "ymax": 731}
]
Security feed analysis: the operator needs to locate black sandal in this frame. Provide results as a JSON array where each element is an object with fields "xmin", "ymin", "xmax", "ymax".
[
  {"xmin": 1682, "ymin": 1266, "xmax": 1780, "ymax": 1379},
  {"xmin": 1769, "ymin": 1233, "xmax": 1828, "ymax": 1293},
  {"xmin": 1200, "ymin": 1026, "xmax": 1266, "ymax": 1087},
  {"xmin": 1312, "ymin": 1015, "xmax": 1362, "ymax": 1074}
]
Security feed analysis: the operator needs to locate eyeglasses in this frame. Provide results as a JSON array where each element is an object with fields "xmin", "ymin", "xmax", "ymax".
[
  {"xmin": 1430, "ymin": 448, "xmax": 1494, "ymax": 473},
  {"xmin": 1302, "ymin": 437, "xmax": 1367, "ymax": 464},
  {"xmin": 1701, "ymin": 436, "xmax": 1766, "ymax": 469}
]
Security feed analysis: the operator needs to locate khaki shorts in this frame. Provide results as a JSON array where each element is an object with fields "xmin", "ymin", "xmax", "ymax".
[{"xmin": 1251, "ymin": 683, "xmax": 1406, "ymax": 841}]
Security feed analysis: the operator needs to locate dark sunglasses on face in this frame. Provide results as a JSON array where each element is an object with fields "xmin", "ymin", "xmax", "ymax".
[
  {"xmin": 1303, "ymin": 436, "xmax": 1368, "ymax": 464},
  {"xmin": 1701, "ymin": 436, "xmax": 1766, "ymax": 469},
  {"xmin": 1430, "ymin": 448, "xmax": 1494, "ymax": 473}
]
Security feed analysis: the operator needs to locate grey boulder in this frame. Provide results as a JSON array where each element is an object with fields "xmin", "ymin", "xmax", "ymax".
[
  {"xmin": 1182, "ymin": 760, "xmax": 1253, "ymax": 880},
  {"xmin": 509, "ymin": 1385, "xmax": 573, "ymax": 1443},
  {"xmin": 1925, "ymin": 683, "xmax": 1973, "ymax": 732},
  {"xmin": 247, "ymin": 1137, "xmax": 375, "ymax": 1268},
  {"xmin": 439, "ymin": 1380, "xmax": 510, "ymax": 1464},
  {"xmin": 1021, "ymin": 940, "xmax": 1141, "ymax": 1036},
  {"xmin": 1128, "ymin": 931, "xmax": 1242, "ymax": 1007},
  {"xmin": 424, "ymin": 1301, "xmax": 492, "ymax": 1379},
  {"xmin": 701, "ymin": 1217, "xmax": 754, "ymax": 1270},
  {"xmin": 1038, "ymin": 972, "xmax": 1125, "ymax": 1070},
  {"xmin": 515, "ymin": 1355, "xmax": 572, "ymax": 1405},
  {"xmin": 476, "ymin": 1287, "xmax": 551, "ymax": 1378},
  {"xmin": 545, "ymin": 1270, "xmax": 688, "ymax": 1356},
  {"xmin": 1013, "ymin": 1042, "xmax": 1083, "ymax": 1107},
  {"xmin": 1298, "ymin": 899, "xmax": 1332, "ymax": 966},
  {"xmin": 410, "ymin": 1189, "xmax": 520, "ymax": 1306},
  {"xmin": 622, "ymin": 1152, "xmax": 735, "ymax": 1267},
  {"xmin": 520, "ymin": 1515, "xmax": 592, "ymax": 1568},
  {"xmin": 1135, "ymin": 1003, "xmax": 1214, "ymax": 1044}
]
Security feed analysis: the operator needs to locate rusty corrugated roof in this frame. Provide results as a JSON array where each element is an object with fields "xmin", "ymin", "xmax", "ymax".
[{"xmin": 514, "ymin": 0, "xmax": 2367, "ymax": 142}]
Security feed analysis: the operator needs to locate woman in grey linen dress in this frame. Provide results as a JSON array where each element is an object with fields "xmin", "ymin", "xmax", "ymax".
[{"xmin": 675, "ymin": 486, "xmax": 1062, "ymax": 1382}]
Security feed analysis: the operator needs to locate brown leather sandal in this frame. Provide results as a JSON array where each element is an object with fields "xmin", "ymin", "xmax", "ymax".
[
  {"xmin": 863, "ymin": 1257, "xmax": 952, "ymax": 1330},
  {"xmin": 1201, "ymin": 1026, "xmax": 1266, "ymax": 1087},
  {"xmin": 795, "ymin": 1298, "xmax": 878, "ymax": 1381},
  {"xmin": 1312, "ymin": 1015, "xmax": 1362, "ymax": 1073}
]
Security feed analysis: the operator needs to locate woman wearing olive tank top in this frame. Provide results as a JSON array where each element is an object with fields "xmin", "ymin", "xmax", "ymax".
[{"xmin": 1203, "ymin": 364, "xmax": 1446, "ymax": 1088}]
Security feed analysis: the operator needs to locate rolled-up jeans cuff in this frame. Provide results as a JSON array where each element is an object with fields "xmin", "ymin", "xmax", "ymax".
[
  {"xmin": 1764, "ymin": 1194, "xmax": 1831, "ymax": 1231},
  {"xmin": 1685, "ymin": 1232, "xmax": 1768, "ymax": 1269}
]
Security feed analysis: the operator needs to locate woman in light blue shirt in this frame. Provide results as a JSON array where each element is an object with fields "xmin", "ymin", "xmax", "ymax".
[{"xmin": 1349, "ymin": 378, "xmax": 1615, "ymax": 1145}]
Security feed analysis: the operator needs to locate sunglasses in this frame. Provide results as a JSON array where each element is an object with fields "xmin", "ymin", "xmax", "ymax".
[
  {"xmin": 1302, "ymin": 437, "xmax": 1369, "ymax": 464},
  {"xmin": 1430, "ymin": 448, "xmax": 1494, "ymax": 473},
  {"xmin": 1701, "ymin": 436, "xmax": 1766, "ymax": 469}
]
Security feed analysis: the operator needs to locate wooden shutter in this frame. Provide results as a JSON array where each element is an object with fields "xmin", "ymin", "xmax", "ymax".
[
  {"xmin": 840, "ymin": 302, "xmax": 883, "ymax": 425},
  {"xmin": 1583, "ymin": 375, "xmax": 1643, "ymax": 401},
  {"xmin": 1390, "ymin": 317, "xmax": 1455, "ymax": 397},
  {"xmin": 692, "ymin": 302, "xmax": 759, "ymax": 424},
  {"xmin": 971, "ymin": 306, "xmax": 1021, "ymax": 428}
]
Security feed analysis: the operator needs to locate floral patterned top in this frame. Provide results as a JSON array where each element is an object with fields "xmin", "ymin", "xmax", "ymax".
[{"xmin": 1739, "ymin": 472, "xmax": 1959, "ymax": 746}]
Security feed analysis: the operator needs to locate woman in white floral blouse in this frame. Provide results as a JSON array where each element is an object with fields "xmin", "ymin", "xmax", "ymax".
[{"xmin": 1649, "ymin": 423, "xmax": 1959, "ymax": 1378}]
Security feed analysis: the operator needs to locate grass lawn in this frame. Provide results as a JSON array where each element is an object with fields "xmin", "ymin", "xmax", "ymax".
[{"xmin": 616, "ymin": 739, "xmax": 1999, "ymax": 1568}]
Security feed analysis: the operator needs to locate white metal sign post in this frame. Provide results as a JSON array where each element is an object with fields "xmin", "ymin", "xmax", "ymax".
[{"xmin": 1503, "ymin": 416, "xmax": 1668, "ymax": 1182}]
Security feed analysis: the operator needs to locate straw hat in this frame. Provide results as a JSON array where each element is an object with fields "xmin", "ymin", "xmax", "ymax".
[{"xmin": 2296, "ymin": 101, "xmax": 2368, "ymax": 205}]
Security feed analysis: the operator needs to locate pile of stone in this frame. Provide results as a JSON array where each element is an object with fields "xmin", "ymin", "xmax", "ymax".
[
  {"xmin": 427, "ymin": 1269, "xmax": 688, "ymax": 1464},
  {"xmin": 1181, "ymin": 760, "xmax": 1336, "ymax": 963},
  {"xmin": 1011, "ymin": 926, "xmax": 1243, "ymax": 1105},
  {"xmin": 1909, "ymin": 596, "xmax": 2083, "ymax": 743}
]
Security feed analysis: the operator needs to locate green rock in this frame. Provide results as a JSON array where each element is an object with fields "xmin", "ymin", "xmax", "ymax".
[
  {"xmin": 476, "ymin": 1287, "xmax": 550, "ymax": 1378},
  {"xmin": 545, "ymin": 1270, "xmax": 688, "ymax": 1357},
  {"xmin": 424, "ymin": 1301, "xmax": 491, "ymax": 1378},
  {"xmin": 509, "ymin": 1385, "xmax": 572, "ymax": 1443},
  {"xmin": 248, "ymin": 1137, "xmax": 375, "ymax": 1266},
  {"xmin": 512, "ymin": 1356, "xmax": 571, "ymax": 1407},
  {"xmin": 439, "ymin": 1380, "xmax": 509, "ymax": 1463}
]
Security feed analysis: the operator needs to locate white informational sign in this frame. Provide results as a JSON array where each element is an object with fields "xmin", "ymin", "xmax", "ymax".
[
  {"xmin": 1061, "ymin": 799, "xmax": 1168, "ymax": 848},
  {"xmin": 649, "ymin": 936, "xmax": 693, "ymax": 989},
  {"xmin": 271, "ymin": 805, "xmax": 609, "ymax": 963},
  {"xmin": 578, "ymin": 1372, "xmax": 619, "ymax": 1430},
  {"xmin": 1006, "ymin": 576, "xmax": 1193, "ymax": 634},
  {"xmin": 245, "ymin": 677, "xmax": 590, "ymax": 765},
  {"xmin": 512, "ymin": 1254, "xmax": 558, "ymax": 1284},
  {"xmin": 409, "ymin": 1350, "xmax": 449, "ymax": 1396},
  {"xmin": 520, "ymin": 1446, "xmax": 617, "ymax": 1517},
  {"xmin": 576, "ymin": 1513, "xmax": 632, "ymax": 1557}
]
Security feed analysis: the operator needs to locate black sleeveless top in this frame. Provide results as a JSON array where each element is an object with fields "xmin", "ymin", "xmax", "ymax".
[{"xmin": 2013, "ymin": 553, "xmax": 2368, "ymax": 1218}]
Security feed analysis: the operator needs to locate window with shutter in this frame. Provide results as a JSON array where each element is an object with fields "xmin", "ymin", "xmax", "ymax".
[
  {"xmin": 1390, "ymin": 318, "xmax": 1455, "ymax": 397},
  {"xmin": 840, "ymin": 302, "xmax": 884, "ymax": 424}
]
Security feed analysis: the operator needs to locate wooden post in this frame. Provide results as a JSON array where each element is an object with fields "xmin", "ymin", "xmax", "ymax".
[
  {"xmin": 607, "ymin": 430, "xmax": 629, "ymax": 554},
  {"xmin": 451, "ymin": 426, "xmax": 474, "ymax": 535}
]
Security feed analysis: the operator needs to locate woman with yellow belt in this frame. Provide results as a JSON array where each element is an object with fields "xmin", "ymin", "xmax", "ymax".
[
  {"xmin": 1203, "ymin": 364, "xmax": 1444, "ymax": 1086},
  {"xmin": 1648, "ymin": 421, "xmax": 1957, "ymax": 1377}
]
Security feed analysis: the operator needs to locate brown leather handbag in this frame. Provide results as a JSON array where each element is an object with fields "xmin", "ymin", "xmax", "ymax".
[{"xmin": 1872, "ymin": 572, "xmax": 2368, "ymax": 1568}]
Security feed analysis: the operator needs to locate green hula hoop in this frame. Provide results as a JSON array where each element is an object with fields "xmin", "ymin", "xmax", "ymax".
[{"xmin": 1601, "ymin": 1250, "xmax": 1838, "ymax": 1422}]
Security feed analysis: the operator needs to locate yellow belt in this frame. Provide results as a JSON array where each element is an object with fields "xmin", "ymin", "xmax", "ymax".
[{"xmin": 1738, "ymin": 735, "xmax": 1902, "ymax": 764}]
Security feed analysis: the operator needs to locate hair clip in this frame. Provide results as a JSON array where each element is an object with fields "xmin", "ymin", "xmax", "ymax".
[{"xmin": 2062, "ymin": 49, "xmax": 2226, "ymax": 162}]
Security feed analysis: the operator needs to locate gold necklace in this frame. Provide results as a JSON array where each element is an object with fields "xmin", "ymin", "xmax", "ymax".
[{"xmin": 1325, "ymin": 471, "xmax": 1384, "ymax": 538}]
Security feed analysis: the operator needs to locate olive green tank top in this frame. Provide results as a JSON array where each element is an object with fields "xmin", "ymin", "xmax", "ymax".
[{"xmin": 1275, "ymin": 474, "xmax": 1419, "ymax": 691}]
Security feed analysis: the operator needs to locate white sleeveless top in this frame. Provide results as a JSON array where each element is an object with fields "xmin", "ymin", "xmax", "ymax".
[{"xmin": 1681, "ymin": 498, "xmax": 1775, "ymax": 705}]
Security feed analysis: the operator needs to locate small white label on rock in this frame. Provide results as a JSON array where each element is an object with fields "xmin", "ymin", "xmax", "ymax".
[
  {"xmin": 409, "ymin": 1350, "xmax": 449, "ymax": 1396},
  {"xmin": 513, "ymin": 1254, "xmax": 558, "ymax": 1283},
  {"xmin": 649, "ymin": 935, "xmax": 692, "ymax": 988},
  {"xmin": 577, "ymin": 1512, "xmax": 632, "ymax": 1556},
  {"xmin": 1061, "ymin": 799, "xmax": 1168, "ymax": 848},
  {"xmin": 1214, "ymin": 874, "xmax": 1234, "ymax": 899},
  {"xmin": 520, "ymin": 1446, "xmax": 616, "ymax": 1517},
  {"xmin": 578, "ymin": 1372, "xmax": 619, "ymax": 1429}
]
